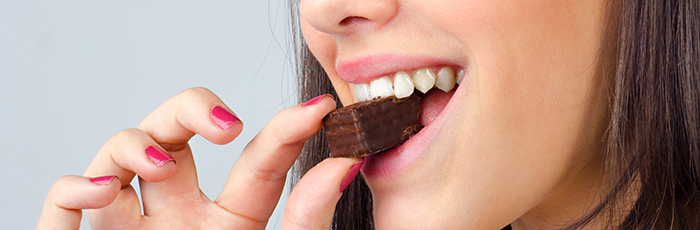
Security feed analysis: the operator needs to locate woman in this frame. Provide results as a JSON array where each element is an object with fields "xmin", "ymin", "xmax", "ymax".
[{"xmin": 37, "ymin": 0, "xmax": 699, "ymax": 229}]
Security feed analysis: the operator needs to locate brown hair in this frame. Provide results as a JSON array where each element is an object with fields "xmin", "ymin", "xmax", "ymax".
[
  {"xmin": 568, "ymin": 0, "xmax": 700, "ymax": 229},
  {"xmin": 288, "ymin": 0, "xmax": 700, "ymax": 229}
]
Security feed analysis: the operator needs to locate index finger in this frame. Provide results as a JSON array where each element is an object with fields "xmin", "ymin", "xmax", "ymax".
[{"xmin": 215, "ymin": 94, "xmax": 337, "ymax": 225}]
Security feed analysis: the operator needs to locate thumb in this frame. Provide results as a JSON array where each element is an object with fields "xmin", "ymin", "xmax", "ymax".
[
  {"xmin": 36, "ymin": 175, "xmax": 120, "ymax": 230},
  {"xmin": 281, "ymin": 158, "xmax": 364, "ymax": 230}
]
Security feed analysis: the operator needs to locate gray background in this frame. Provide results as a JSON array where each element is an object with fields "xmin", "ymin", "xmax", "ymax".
[{"xmin": 0, "ymin": 0, "xmax": 296, "ymax": 229}]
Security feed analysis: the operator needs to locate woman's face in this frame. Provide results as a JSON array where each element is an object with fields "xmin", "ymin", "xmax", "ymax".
[{"xmin": 300, "ymin": 0, "xmax": 609, "ymax": 228}]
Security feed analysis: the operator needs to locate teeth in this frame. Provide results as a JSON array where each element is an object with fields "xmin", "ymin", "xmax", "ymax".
[
  {"xmin": 353, "ymin": 83, "xmax": 371, "ymax": 102},
  {"xmin": 412, "ymin": 68, "xmax": 437, "ymax": 93},
  {"xmin": 456, "ymin": 69, "xmax": 465, "ymax": 84},
  {"xmin": 352, "ymin": 67, "xmax": 463, "ymax": 102},
  {"xmin": 369, "ymin": 76, "xmax": 394, "ymax": 99},
  {"xmin": 435, "ymin": 67, "xmax": 456, "ymax": 92},
  {"xmin": 393, "ymin": 71, "xmax": 415, "ymax": 99}
]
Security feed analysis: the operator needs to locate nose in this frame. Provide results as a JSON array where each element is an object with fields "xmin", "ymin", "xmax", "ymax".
[{"xmin": 299, "ymin": 0, "xmax": 399, "ymax": 35}]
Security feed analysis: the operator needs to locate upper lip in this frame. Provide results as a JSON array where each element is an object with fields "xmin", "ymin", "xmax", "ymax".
[{"xmin": 335, "ymin": 54, "xmax": 461, "ymax": 84}]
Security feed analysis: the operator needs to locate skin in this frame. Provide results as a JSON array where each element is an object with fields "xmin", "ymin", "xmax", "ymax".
[
  {"xmin": 37, "ymin": 89, "xmax": 360, "ymax": 230},
  {"xmin": 300, "ymin": 0, "xmax": 610, "ymax": 229},
  {"xmin": 38, "ymin": 0, "xmax": 611, "ymax": 229}
]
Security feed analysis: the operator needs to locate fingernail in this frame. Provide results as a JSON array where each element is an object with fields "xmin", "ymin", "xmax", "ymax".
[
  {"xmin": 90, "ymin": 176, "xmax": 116, "ymax": 185},
  {"xmin": 340, "ymin": 160, "xmax": 364, "ymax": 193},
  {"xmin": 145, "ymin": 146, "xmax": 175, "ymax": 167},
  {"xmin": 303, "ymin": 94, "xmax": 333, "ymax": 107},
  {"xmin": 211, "ymin": 106, "xmax": 241, "ymax": 130}
]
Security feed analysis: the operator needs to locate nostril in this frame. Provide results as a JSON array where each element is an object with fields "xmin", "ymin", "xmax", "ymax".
[
  {"xmin": 299, "ymin": 0, "xmax": 398, "ymax": 34},
  {"xmin": 339, "ymin": 16, "xmax": 368, "ymax": 26}
]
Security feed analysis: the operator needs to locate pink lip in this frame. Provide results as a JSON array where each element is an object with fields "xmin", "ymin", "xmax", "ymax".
[{"xmin": 336, "ymin": 54, "xmax": 459, "ymax": 83}]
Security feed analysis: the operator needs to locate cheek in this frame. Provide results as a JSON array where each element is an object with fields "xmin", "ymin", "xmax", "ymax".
[
  {"xmin": 300, "ymin": 19, "xmax": 356, "ymax": 105},
  {"xmin": 429, "ymin": 0, "xmax": 605, "ymax": 136},
  {"xmin": 300, "ymin": 19, "xmax": 336, "ymax": 67},
  {"xmin": 440, "ymin": 0, "xmax": 607, "ymax": 186}
]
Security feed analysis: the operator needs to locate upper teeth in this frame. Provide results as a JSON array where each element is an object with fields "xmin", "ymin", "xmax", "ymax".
[
  {"xmin": 369, "ymin": 76, "xmax": 394, "ymax": 99},
  {"xmin": 353, "ymin": 67, "xmax": 461, "ymax": 102},
  {"xmin": 412, "ymin": 68, "xmax": 437, "ymax": 94},
  {"xmin": 435, "ymin": 67, "xmax": 456, "ymax": 92},
  {"xmin": 393, "ymin": 71, "xmax": 414, "ymax": 99}
]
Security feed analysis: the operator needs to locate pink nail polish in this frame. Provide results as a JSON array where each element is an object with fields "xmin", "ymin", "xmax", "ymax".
[
  {"xmin": 340, "ymin": 160, "xmax": 364, "ymax": 193},
  {"xmin": 90, "ymin": 176, "xmax": 116, "ymax": 185},
  {"xmin": 211, "ymin": 106, "xmax": 241, "ymax": 130},
  {"xmin": 145, "ymin": 146, "xmax": 175, "ymax": 167},
  {"xmin": 303, "ymin": 94, "xmax": 332, "ymax": 107}
]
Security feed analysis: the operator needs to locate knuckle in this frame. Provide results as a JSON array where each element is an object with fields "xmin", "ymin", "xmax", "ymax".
[
  {"xmin": 270, "ymin": 108, "xmax": 307, "ymax": 146},
  {"xmin": 49, "ymin": 176, "xmax": 74, "ymax": 206},
  {"xmin": 178, "ymin": 86, "xmax": 215, "ymax": 101},
  {"xmin": 112, "ymin": 128, "xmax": 141, "ymax": 142},
  {"xmin": 283, "ymin": 210, "xmax": 314, "ymax": 230},
  {"xmin": 108, "ymin": 128, "xmax": 148, "ymax": 149},
  {"xmin": 244, "ymin": 160, "xmax": 287, "ymax": 183},
  {"xmin": 274, "ymin": 125, "xmax": 298, "ymax": 146},
  {"xmin": 52, "ymin": 175, "xmax": 73, "ymax": 188}
]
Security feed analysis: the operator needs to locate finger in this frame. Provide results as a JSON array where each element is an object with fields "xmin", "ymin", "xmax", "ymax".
[
  {"xmin": 136, "ymin": 87, "xmax": 243, "ymax": 212},
  {"xmin": 216, "ymin": 94, "xmax": 336, "ymax": 224},
  {"xmin": 83, "ymin": 129, "xmax": 177, "ymax": 223},
  {"xmin": 37, "ymin": 175, "xmax": 120, "ymax": 230},
  {"xmin": 281, "ymin": 158, "xmax": 363, "ymax": 230},
  {"xmin": 84, "ymin": 128, "xmax": 177, "ymax": 187},
  {"xmin": 138, "ymin": 87, "xmax": 243, "ymax": 146}
]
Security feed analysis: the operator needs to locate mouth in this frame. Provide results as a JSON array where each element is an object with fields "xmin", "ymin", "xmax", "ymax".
[{"xmin": 346, "ymin": 65, "xmax": 466, "ymax": 179}]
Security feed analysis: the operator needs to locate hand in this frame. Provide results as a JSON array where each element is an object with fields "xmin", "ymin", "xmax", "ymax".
[{"xmin": 36, "ymin": 87, "xmax": 362, "ymax": 230}]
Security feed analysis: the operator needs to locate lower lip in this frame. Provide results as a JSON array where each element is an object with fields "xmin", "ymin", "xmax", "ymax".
[{"xmin": 361, "ymin": 82, "xmax": 465, "ymax": 179}]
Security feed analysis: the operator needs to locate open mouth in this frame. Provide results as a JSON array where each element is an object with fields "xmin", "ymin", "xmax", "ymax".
[
  {"xmin": 349, "ymin": 65, "xmax": 466, "ymax": 178},
  {"xmin": 351, "ymin": 66, "xmax": 464, "ymax": 127}
]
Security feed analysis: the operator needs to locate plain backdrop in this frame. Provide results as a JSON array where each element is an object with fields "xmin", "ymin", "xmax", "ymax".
[{"xmin": 0, "ymin": 0, "xmax": 297, "ymax": 229}]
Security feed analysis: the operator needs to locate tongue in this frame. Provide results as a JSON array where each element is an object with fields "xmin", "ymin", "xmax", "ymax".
[{"xmin": 420, "ymin": 89, "xmax": 455, "ymax": 126}]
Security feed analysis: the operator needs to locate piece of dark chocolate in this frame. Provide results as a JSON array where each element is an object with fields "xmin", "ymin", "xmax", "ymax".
[{"xmin": 323, "ymin": 94, "xmax": 422, "ymax": 158}]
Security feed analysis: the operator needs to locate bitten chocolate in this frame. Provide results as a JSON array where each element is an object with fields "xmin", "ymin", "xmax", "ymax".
[{"xmin": 323, "ymin": 94, "xmax": 422, "ymax": 158}]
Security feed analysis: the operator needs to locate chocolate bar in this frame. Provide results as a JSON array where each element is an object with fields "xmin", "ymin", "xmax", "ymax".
[{"xmin": 323, "ymin": 94, "xmax": 422, "ymax": 158}]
